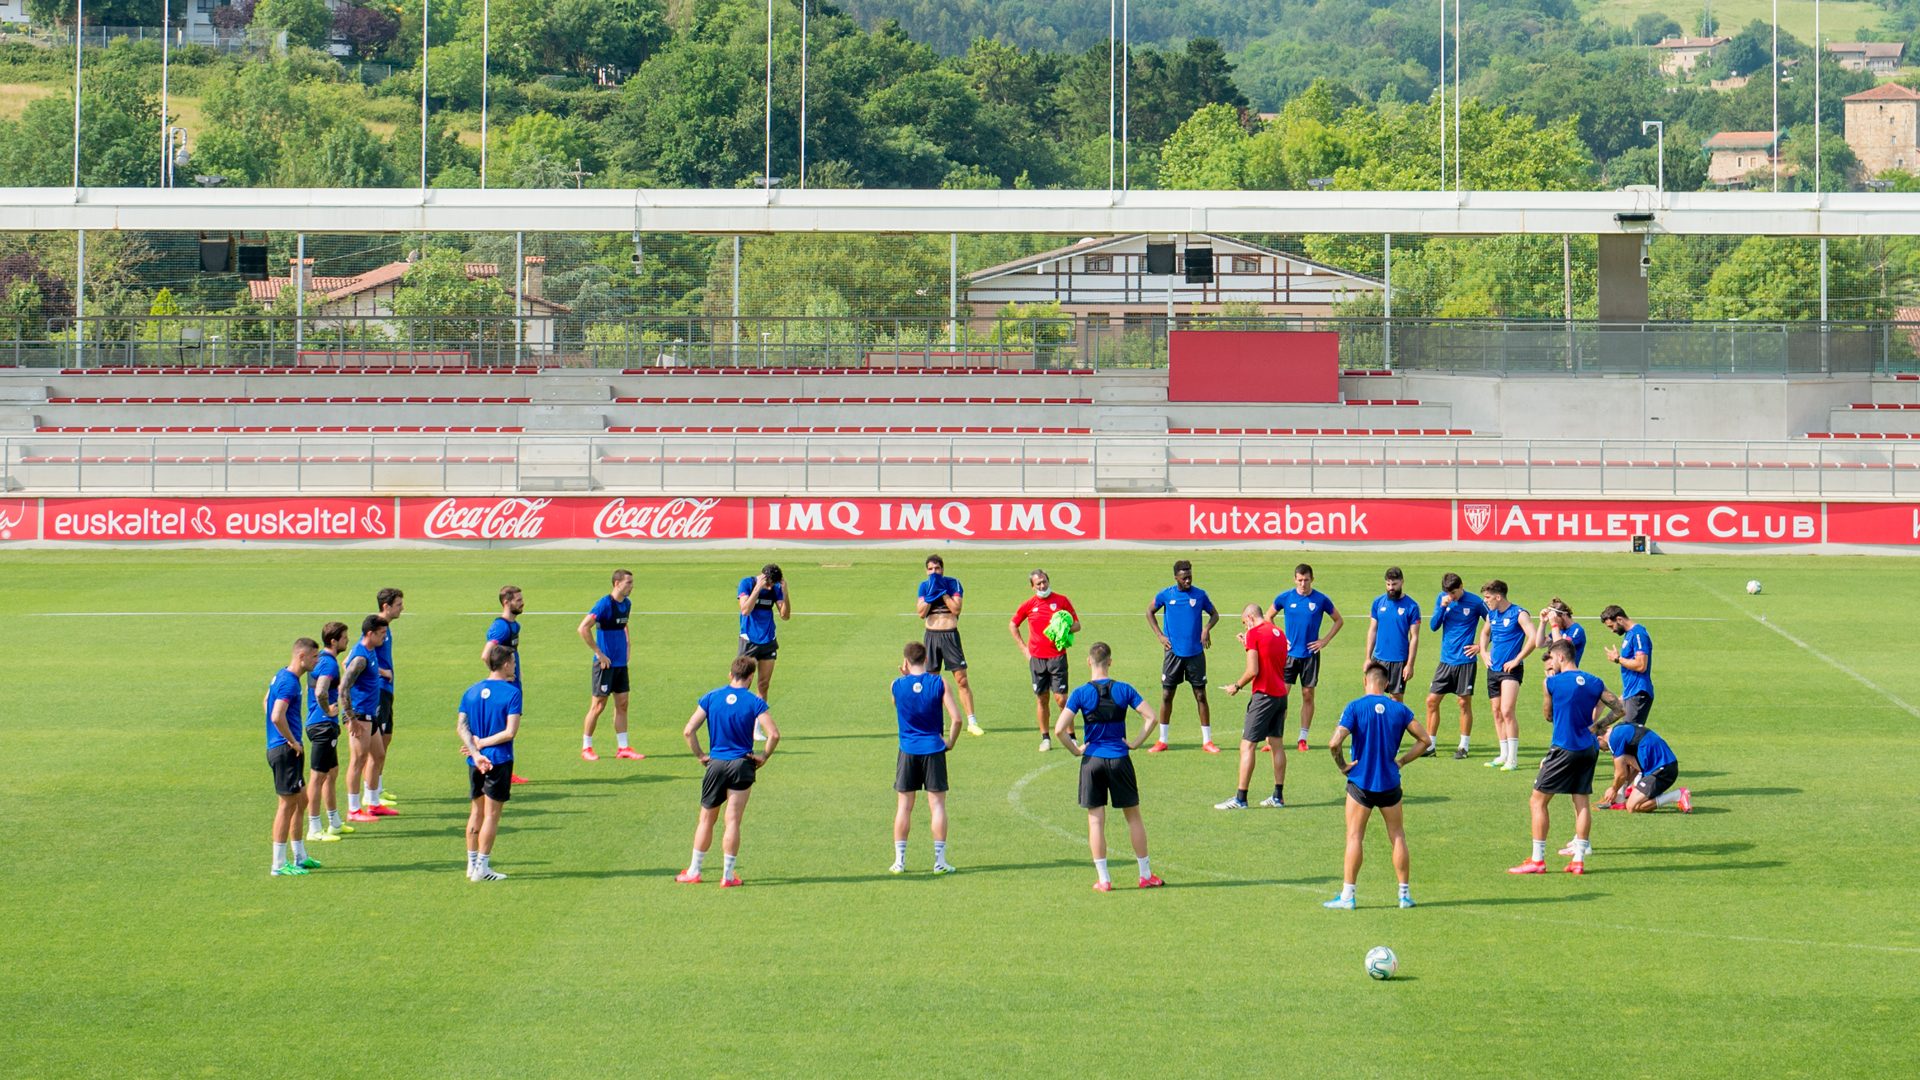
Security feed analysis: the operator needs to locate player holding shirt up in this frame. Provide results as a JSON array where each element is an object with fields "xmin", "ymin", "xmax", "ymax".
[
  {"xmin": 1055, "ymin": 642, "xmax": 1163, "ymax": 892},
  {"xmin": 889, "ymin": 641, "xmax": 964, "ymax": 875},
  {"xmin": 342, "ymin": 616, "xmax": 394, "ymax": 823},
  {"xmin": 1426, "ymin": 572, "xmax": 1490, "ymax": 760},
  {"xmin": 486, "ymin": 586, "xmax": 530, "ymax": 784},
  {"xmin": 1477, "ymin": 580, "xmax": 1536, "ymax": 771},
  {"xmin": 1269, "ymin": 563, "xmax": 1343, "ymax": 752},
  {"xmin": 1145, "ymin": 560, "xmax": 1220, "ymax": 754},
  {"xmin": 917, "ymin": 555, "xmax": 983, "ymax": 738},
  {"xmin": 1601, "ymin": 605, "xmax": 1655, "ymax": 727},
  {"xmin": 303, "ymin": 622, "xmax": 349, "ymax": 843},
  {"xmin": 266, "ymin": 638, "xmax": 319, "ymax": 876},
  {"xmin": 1218, "ymin": 604, "xmax": 1291, "ymax": 810},
  {"xmin": 458, "ymin": 644, "xmax": 522, "ymax": 882},
  {"xmin": 678, "ymin": 657, "xmax": 778, "ymax": 888},
  {"xmin": 579, "ymin": 569, "xmax": 641, "ymax": 762},
  {"xmin": 1509, "ymin": 641, "xmax": 1624, "ymax": 876},
  {"xmin": 1324, "ymin": 664, "xmax": 1433, "ymax": 910},
  {"xmin": 1599, "ymin": 722, "xmax": 1691, "ymax": 814},
  {"xmin": 1537, "ymin": 599, "xmax": 1585, "ymax": 666},
  {"xmin": 737, "ymin": 564, "xmax": 791, "ymax": 716},
  {"xmin": 1010, "ymin": 570, "xmax": 1079, "ymax": 752},
  {"xmin": 1364, "ymin": 567, "xmax": 1422, "ymax": 705}
]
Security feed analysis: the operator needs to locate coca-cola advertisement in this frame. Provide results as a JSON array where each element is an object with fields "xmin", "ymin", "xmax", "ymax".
[
  {"xmin": 43, "ymin": 498, "xmax": 392, "ymax": 541},
  {"xmin": 756, "ymin": 498, "xmax": 1097, "ymax": 540},
  {"xmin": 0, "ymin": 499, "xmax": 38, "ymax": 541},
  {"xmin": 397, "ymin": 496, "xmax": 749, "ymax": 541},
  {"xmin": 1105, "ymin": 498, "xmax": 1451, "ymax": 542},
  {"xmin": 1454, "ymin": 499, "xmax": 1821, "ymax": 544},
  {"xmin": 1824, "ymin": 502, "xmax": 1920, "ymax": 546}
]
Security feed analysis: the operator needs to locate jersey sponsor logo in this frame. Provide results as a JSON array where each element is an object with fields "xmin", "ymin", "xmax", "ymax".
[
  {"xmin": 1374, "ymin": 703, "xmax": 1386, "ymax": 714},
  {"xmin": 480, "ymin": 687, "xmax": 492, "ymax": 699},
  {"xmin": 912, "ymin": 681, "xmax": 923, "ymax": 693},
  {"xmin": 593, "ymin": 497, "xmax": 723, "ymax": 540},
  {"xmin": 724, "ymin": 693, "xmax": 738, "ymax": 705},
  {"xmin": 1574, "ymin": 675, "xmax": 1586, "ymax": 686}
]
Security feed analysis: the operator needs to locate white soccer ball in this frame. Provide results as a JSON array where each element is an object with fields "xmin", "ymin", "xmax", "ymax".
[
  {"xmin": 1745, "ymin": 580, "xmax": 1762, "ymax": 595},
  {"xmin": 1365, "ymin": 945, "xmax": 1398, "ymax": 980}
]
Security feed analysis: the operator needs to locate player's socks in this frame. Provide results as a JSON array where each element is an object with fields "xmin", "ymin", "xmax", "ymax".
[
  {"xmin": 583, "ymin": 735, "xmax": 593, "ymax": 751},
  {"xmin": 690, "ymin": 849, "xmax": 707, "ymax": 875},
  {"xmin": 347, "ymin": 792, "xmax": 361, "ymax": 812},
  {"xmin": 1299, "ymin": 726, "xmax": 1311, "ymax": 744},
  {"xmin": 1200, "ymin": 725, "xmax": 1212, "ymax": 745},
  {"xmin": 722, "ymin": 854, "xmax": 738, "ymax": 880},
  {"xmin": 467, "ymin": 851, "xmax": 479, "ymax": 878},
  {"xmin": 1158, "ymin": 724, "xmax": 1170, "ymax": 744},
  {"xmin": 369, "ymin": 784, "xmax": 381, "ymax": 807},
  {"xmin": 308, "ymin": 814, "xmax": 322, "ymax": 836},
  {"xmin": 1340, "ymin": 882, "xmax": 1356, "ymax": 902},
  {"xmin": 1093, "ymin": 858, "xmax": 1111, "ymax": 885},
  {"xmin": 616, "ymin": 732, "xmax": 629, "ymax": 750},
  {"xmin": 1137, "ymin": 856, "xmax": 1152, "ymax": 878},
  {"xmin": 327, "ymin": 809, "xmax": 342, "ymax": 830},
  {"xmin": 892, "ymin": 840, "xmax": 908, "ymax": 871},
  {"xmin": 933, "ymin": 840, "xmax": 949, "ymax": 870},
  {"xmin": 1237, "ymin": 788, "xmax": 1249, "ymax": 804},
  {"xmin": 1458, "ymin": 735, "xmax": 1471, "ymax": 752},
  {"xmin": 291, "ymin": 839, "xmax": 307, "ymax": 863},
  {"xmin": 272, "ymin": 841, "xmax": 287, "ymax": 872},
  {"xmin": 1324, "ymin": 882, "xmax": 1356, "ymax": 909},
  {"xmin": 1531, "ymin": 839, "xmax": 1547, "ymax": 862},
  {"xmin": 1654, "ymin": 787, "xmax": 1684, "ymax": 808}
]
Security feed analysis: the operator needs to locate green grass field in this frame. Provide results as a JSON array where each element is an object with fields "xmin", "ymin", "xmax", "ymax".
[{"xmin": 6, "ymin": 549, "xmax": 1918, "ymax": 1077}]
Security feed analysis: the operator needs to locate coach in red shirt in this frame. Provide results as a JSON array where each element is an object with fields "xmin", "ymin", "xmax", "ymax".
[
  {"xmin": 1010, "ymin": 569, "xmax": 1080, "ymax": 753},
  {"xmin": 1218, "ymin": 603, "xmax": 1292, "ymax": 809}
]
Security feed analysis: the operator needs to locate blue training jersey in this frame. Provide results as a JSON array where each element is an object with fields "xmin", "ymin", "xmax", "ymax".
[
  {"xmin": 590, "ymin": 595, "xmax": 631, "ymax": 666},
  {"xmin": 344, "ymin": 642, "xmax": 383, "ymax": 716},
  {"xmin": 893, "ymin": 673, "xmax": 948, "ymax": 754},
  {"xmin": 916, "ymin": 574, "xmax": 962, "ymax": 616},
  {"xmin": 1618, "ymin": 624, "xmax": 1654, "ymax": 699},
  {"xmin": 1369, "ymin": 592, "xmax": 1422, "ymax": 664},
  {"xmin": 738, "ymin": 578, "xmax": 785, "ymax": 645},
  {"xmin": 1545, "ymin": 669, "xmax": 1607, "ymax": 752},
  {"xmin": 1339, "ymin": 694, "xmax": 1416, "ymax": 793},
  {"xmin": 375, "ymin": 624, "xmax": 394, "ymax": 692},
  {"xmin": 1487, "ymin": 603, "xmax": 1530, "ymax": 668},
  {"xmin": 486, "ymin": 618, "xmax": 522, "ymax": 688},
  {"xmin": 1607, "ymin": 723, "xmax": 1677, "ymax": 773},
  {"xmin": 1430, "ymin": 591, "xmax": 1489, "ymax": 666},
  {"xmin": 265, "ymin": 667, "xmax": 303, "ymax": 748},
  {"xmin": 1065, "ymin": 679, "xmax": 1144, "ymax": 759},
  {"xmin": 1152, "ymin": 586, "xmax": 1216, "ymax": 658},
  {"xmin": 1275, "ymin": 588, "xmax": 1337, "ymax": 660},
  {"xmin": 306, "ymin": 652, "xmax": 340, "ymax": 728},
  {"xmin": 460, "ymin": 678, "xmax": 521, "ymax": 766},
  {"xmin": 700, "ymin": 685, "xmax": 769, "ymax": 761},
  {"xmin": 1559, "ymin": 622, "xmax": 1588, "ymax": 666}
]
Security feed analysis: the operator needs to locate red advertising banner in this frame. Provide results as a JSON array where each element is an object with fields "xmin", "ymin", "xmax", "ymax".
[
  {"xmin": 1454, "ymin": 499, "xmax": 1821, "ymax": 544},
  {"xmin": 1824, "ymin": 503, "xmax": 1920, "ymax": 546},
  {"xmin": 397, "ymin": 496, "xmax": 750, "ymax": 541},
  {"xmin": 0, "ymin": 498, "xmax": 37, "ymax": 541},
  {"xmin": 1105, "ymin": 497, "xmax": 1451, "ymax": 542},
  {"xmin": 756, "ymin": 498, "xmax": 1098, "ymax": 540},
  {"xmin": 43, "ymin": 497, "xmax": 393, "ymax": 541}
]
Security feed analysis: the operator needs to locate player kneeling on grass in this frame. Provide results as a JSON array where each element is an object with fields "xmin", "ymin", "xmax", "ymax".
[
  {"xmin": 1055, "ymin": 642, "xmax": 1163, "ymax": 892},
  {"xmin": 458, "ymin": 645, "xmax": 522, "ymax": 882},
  {"xmin": 678, "ymin": 657, "xmax": 777, "ymax": 888},
  {"xmin": 890, "ymin": 641, "xmax": 964, "ymax": 875},
  {"xmin": 1598, "ymin": 721, "xmax": 1691, "ymax": 814},
  {"xmin": 1324, "ymin": 664, "xmax": 1433, "ymax": 910},
  {"xmin": 1510, "ymin": 641, "xmax": 1624, "ymax": 877},
  {"xmin": 266, "ymin": 637, "xmax": 320, "ymax": 877}
]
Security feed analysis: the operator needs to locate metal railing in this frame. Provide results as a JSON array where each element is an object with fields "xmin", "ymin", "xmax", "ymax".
[
  {"xmin": 3, "ymin": 434, "xmax": 1912, "ymax": 498},
  {"xmin": 18, "ymin": 314, "xmax": 1920, "ymax": 376}
]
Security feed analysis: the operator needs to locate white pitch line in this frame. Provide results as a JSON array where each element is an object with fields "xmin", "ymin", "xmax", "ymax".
[
  {"xmin": 1006, "ymin": 760, "xmax": 1920, "ymax": 956},
  {"xmin": 1686, "ymin": 581, "xmax": 1920, "ymax": 722}
]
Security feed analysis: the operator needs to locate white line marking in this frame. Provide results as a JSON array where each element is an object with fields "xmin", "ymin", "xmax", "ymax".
[
  {"xmin": 1006, "ymin": 760, "xmax": 1920, "ymax": 956},
  {"xmin": 1686, "ymin": 581, "xmax": 1920, "ymax": 721}
]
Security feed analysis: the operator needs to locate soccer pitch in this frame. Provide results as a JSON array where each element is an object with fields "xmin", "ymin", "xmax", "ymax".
[{"xmin": 6, "ymin": 548, "xmax": 1917, "ymax": 1078}]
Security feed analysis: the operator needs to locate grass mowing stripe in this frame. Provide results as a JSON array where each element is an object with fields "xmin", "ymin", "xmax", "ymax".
[{"xmin": 1684, "ymin": 579, "xmax": 1920, "ymax": 721}]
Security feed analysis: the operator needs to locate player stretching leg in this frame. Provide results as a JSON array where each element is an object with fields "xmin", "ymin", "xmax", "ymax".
[
  {"xmin": 1477, "ymin": 580, "xmax": 1535, "ymax": 771},
  {"xmin": 580, "ymin": 569, "xmax": 640, "ymax": 761},
  {"xmin": 1426, "ymin": 572, "xmax": 1488, "ymax": 760},
  {"xmin": 486, "ymin": 586, "xmax": 530, "ymax": 784},
  {"xmin": 342, "ymin": 616, "xmax": 392, "ymax": 823},
  {"xmin": 918, "ymin": 555, "xmax": 983, "ymax": 737},
  {"xmin": 678, "ymin": 657, "xmax": 777, "ymax": 887},
  {"xmin": 889, "ymin": 642, "xmax": 963, "ymax": 874},
  {"xmin": 1269, "ymin": 563, "xmax": 1342, "ymax": 753},
  {"xmin": 1218, "ymin": 604, "xmax": 1291, "ymax": 810},
  {"xmin": 458, "ymin": 645, "xmax": 523, "ymax": 881},
  {"xmin": 1510, "ymin": 641, "xmax": 1624, "ymax": 876},
  {"xmin": 1324, "ymin": 664, "xmax": 1432, "ymax": 909},
  {"xmin": 266, "ymin": 638, "xmax": 319, "ymax": 876},
  {"xmin": 1010, "ymin": 570, "xmax": 1078, "ymax": 751},
  {"xmin": 1145, "ymin": 560, "xmax": 1220, "ymax": 754},
  {"xmin": 1056, "ymin": 642, "xmax": 1163, "ymax": 892},
  {"xmin": 1598, "ymin": 721, "xmax": 1691, "ymax": 815},
  {"xmin": 303, "ymin": 622, "xmax": 349, "ymax": 843}
]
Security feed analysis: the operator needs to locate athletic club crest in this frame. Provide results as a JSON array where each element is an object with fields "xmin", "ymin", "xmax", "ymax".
[{"xmin": 1464, "ymin": 504, "xmax": 1494, "ymax": 536}]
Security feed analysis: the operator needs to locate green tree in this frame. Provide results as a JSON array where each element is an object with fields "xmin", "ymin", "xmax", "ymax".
[
  {"xmin": 1155, "ymin": 102, "xmax": 1252, "ymax": 189},
  {"xmin": 1697, "ymin": 236, "xmax": 1888, "ymax": 321},
  {"xmin": 253, "ymin": 0, "xmax": 333, "ymax": 49},
  {"xmin": 487, "ymin": 111, "xmax": 593, "ymax": 187},
  {"xmin": 0, "ymin": 81, "xmax": 160, "ymax": 187}
]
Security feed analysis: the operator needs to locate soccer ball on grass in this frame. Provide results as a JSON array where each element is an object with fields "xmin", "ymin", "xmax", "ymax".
[
  {"xmin": 1365, "ymin": 946, "xmax": 1398, "ymax": 980},
  {"xmin": 1745, "ymin": 580, "xmax": 1762, "ymax": 595}
]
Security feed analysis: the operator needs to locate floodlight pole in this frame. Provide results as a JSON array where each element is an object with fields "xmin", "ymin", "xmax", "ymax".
[
  {"xmin": 1814, "ymin": 0, "xmax": 1822, "ymax": 195},
  {"xmin": 1642, "ymin": 121, "xmax": 1665, "ymax": 200},
  {"xmin": 1454, "ymin": 0, "xmax": 1462, "ymax": 191},
  {"xmin": 72, "ymin": 0, "xmax": 82, "ymax": 192},
  {"xmin": 420, "ymin": 0, "xmax": 430, "ymax": 191},
  {"xmin": 1107, "ymin": 0, "xmax": 1116, "ymax": 195},
  {"xmin": 160, "ymin": 0, "xmax": 170, "ymax": 185},
  {"xmin": 1771, "ymin": 0, "xmax": 1779, "ymax": 192},
  {"xmin": 798, "ymin": 0, "xmax": 808, "ymax": 188},
  {"xmin": 479, "ymin": 0, "xmax": 489, "ymax": 187},
  {"xmin": 1437, "ymin": 0, "xmax": 1445, "ymax": 190},
  {"xmin": 1121, "ymin": 0, "xmax": 1130, "ymax": 191},
  {"xmin": 765, "ymin": 0, "xmax": 774, "ymax": 204}
]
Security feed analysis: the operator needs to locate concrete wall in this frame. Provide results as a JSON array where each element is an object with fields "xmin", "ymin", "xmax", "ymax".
[{"xmin": 1404, "ymin": 373, "xmax": 1873, "ymax": 440}]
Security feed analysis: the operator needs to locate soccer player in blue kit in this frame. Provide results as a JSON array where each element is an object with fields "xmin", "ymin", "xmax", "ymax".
[
  {"xmin": 1363, "ymin": 567, "xmax": 1422, "ymax": 705},
  {"xmin": 304, "ymin": 621, "xmax": 349, "ymax": 844},
  {"xmin": 1324, "ymin": 663, "xmax": 1432, "ymax": 910},
  {"xmin": 265, "ymin": 638, "xmax": 319, "ymax": 876},
  {"xmin": 342, "ymin": 616, "xmax": 393, "ymax": 822},
  {"xmin": 1538, "ymin": 598, "xmax": 1585, "ymax": 666},
  {"xmin": 1510, "ymin": 641, "xmax": 1624, "ymax": 876},
  {"xmin": 367, "ymin": 587, "xmax": 403, "ymax": 808},
  {"xmin": 1055, "ymin": 642, "xmax": 1164, "ymax": 892},
  {"xmin": 1145, "ymin": 560, "xmax": 1220, "ymax": 754},
  {"xmin": 1269, "ymin": 563, "xmax": 1343, "ymax": 753},
  {"xmin": 1598, "ymin": 720, "xmax": 1691, "ymax": 814},
  {"xmin": 889, "ymin": 641, "xmax": 964, "ymax": 875},
  {"xmin": 917, "ymin": 555, "xmax": 983, "ymax": 738},
  {"xmin": 579, "ymin": 569, "xmax": 641, "ymax": 762},
  {"xmin": 487, "ymin": 585, "xmax": 530, "ymax": 784},
  {"xmin": 1601, "ymin": 605, "xmax": 1656, "ymax": 727},
  {"xmin": 1426, "ymin": 572, "xmax": 1489, "ymax": 760},
  {"xmin": 678, "ymin": 657, "xmax": 779, "ymax": 888},
  {"xmin": 737, "ymin": 564, "xmax": 791, "ymax": 706},
  {"xmin": 458, "ymin": 644, "xmax": 523, "ymax": 882},
  {"xmin": 1476, "ymin": 580, "xmax": 1536, "ymax": 771}
]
